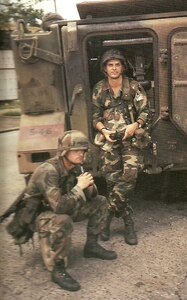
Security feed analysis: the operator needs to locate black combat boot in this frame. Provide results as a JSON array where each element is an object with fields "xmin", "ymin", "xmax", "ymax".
[
  {"xmin": 123, "ymin": 214, "xmax": 138, "ymax": 245},
  {"xmin": 84, "ymin": 234, "xmax": 117, "ymax": 260},
  {"xmin": 100, "ymin": 211, "xmax": 114, "ymax": 241},
  {"xmin": 52, "ymin": 261, "xmax": 80, "ymax": 292}
]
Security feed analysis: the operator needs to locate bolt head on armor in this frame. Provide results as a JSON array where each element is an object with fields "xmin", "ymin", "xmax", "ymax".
[
  {"xmin": 57, "ymin": 130, "xmax": 89, "ymax": 157},
  {"xmin": 100, "ymin": 49, "xmax": 126, "ymax": 72}
]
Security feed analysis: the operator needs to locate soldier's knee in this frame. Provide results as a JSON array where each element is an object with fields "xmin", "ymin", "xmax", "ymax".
[
  {"xmin": 52, "ymin": 215, "xmax": 73, "ymax": 239},
  {"xmin": 95, "ymin": 195, "xmax": 108, "ymax": 214},
  {"xmin": 101, "ymin": 195, "xmax": 107, "ymax": 201},
  {"xmin": 96, "ymin": 195, "xmax": 107, "ymax": 205}
]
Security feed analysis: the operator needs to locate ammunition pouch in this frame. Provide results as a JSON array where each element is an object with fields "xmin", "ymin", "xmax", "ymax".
[
  {"xmin": 131, "ymin": 128, "xmax": 151, "ymax": 149},
  {"xmin": 6, "ymin": 197, "xmax": 42, "ymax": 245}
]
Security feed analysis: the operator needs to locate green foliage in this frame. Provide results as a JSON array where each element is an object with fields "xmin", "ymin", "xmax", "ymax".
[
  {"xmin": 2, "ymin": 110, "xmax": 21, "ymax": 116},
  {"xmin": 0, "ymin": 0, "xmax": 45, "ymax": 29},
  {"xmin": 0, "ymin": 100, "xmax": 21, "ymax": 110}
]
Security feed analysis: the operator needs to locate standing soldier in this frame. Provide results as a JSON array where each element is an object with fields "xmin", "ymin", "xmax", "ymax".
[
  {"xmin": 5, "ymin": 130, "xmax": 117, "ymax": 292},
  {"xmin": 92, "ymin": 49, "xmax": 151, "ymax": 245}
]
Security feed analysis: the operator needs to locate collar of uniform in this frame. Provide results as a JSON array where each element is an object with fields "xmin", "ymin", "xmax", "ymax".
[
  {"xmin": 102, "ymin": 78, "xmax": 110, "ymax": 92},
  {"xmin": 58, "ymin": 158, "xmax": 70, "ymax": 176},
  {"xmin": 102, "ymin": 81, "xmax": 123, "ymax": 99},
  {"xmin": 102, "ymin": 77, "xmax": 127, "ymax": 94}
]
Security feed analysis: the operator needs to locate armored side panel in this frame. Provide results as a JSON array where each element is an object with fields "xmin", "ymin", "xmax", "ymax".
[
  {"xmin": 11, "ymin": 25, "xmax": 66, "ymax": 113},
  {"xmin": 11, "ymin": 23, "xmax": 67, "ymax": 173},
  {"xmin": 62, "ymin": 8, "xmax": 187, "ymax": 174},
  {"xmin": 171, "ymin": 29, "xmax": 187, "ymax": 135},
  {"xmin": 17, "ymin": 112, "xmax": 65, "ymax": 174}
]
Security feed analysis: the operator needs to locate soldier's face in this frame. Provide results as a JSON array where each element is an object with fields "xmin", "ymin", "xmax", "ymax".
[
  {"xmin": 66, "ymin": 150, "xmax": 85, "ymax": 165},
  {"xmin": 104, "ymin": 59, "xmax": 124, "ymax": 79}
]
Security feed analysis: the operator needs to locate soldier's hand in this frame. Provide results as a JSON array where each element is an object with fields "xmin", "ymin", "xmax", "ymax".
[
  {"xmin": 102, "ymin": 128, "xmax": 117, "ymax": 142},
  {"xmin": 77, "ymin": 172, "xmax": 94, "ymax": 190},
  {"xmin": 123, "ymin": 122, "xmax": 138, "ymax": 139}
]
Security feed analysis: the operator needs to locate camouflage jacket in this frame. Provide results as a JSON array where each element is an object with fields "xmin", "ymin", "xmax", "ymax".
[
  {"xmin": 24, "ymin": 157, "xmax": 97, "ymax": 215},
  {"xmin": 92, "ymin": 76, "xmax": 150, "ymax": 128},
  {"xmin": 92, "ymin": 76, "xmax": 151, "ymax": 151}
]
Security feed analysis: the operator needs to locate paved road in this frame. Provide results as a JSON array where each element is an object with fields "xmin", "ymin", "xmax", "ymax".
[{"xmin": 0, "ymin": 131, "xmax": 187, "ymax": 300}]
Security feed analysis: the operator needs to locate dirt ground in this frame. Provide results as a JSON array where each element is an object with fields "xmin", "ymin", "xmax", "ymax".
[{"xmin": 0, "ymin": 131, "xmax": 187, "ymax": 300}]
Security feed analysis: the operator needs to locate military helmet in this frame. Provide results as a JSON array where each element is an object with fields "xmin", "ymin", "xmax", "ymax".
[
  {"xmin": 100, "ymin": 49, "xmax": 126, "ymax": 72},
  {"xmin": 41, "ymin": 12, "xmax": 64, "ymax": 31},
  {"xmin": 57, "ymin": 130, "xmax": 89, "ymax": 157}
]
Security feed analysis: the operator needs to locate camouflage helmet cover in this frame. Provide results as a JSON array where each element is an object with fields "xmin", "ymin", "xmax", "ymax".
[
  {"xmin": 100, "ymin": 49, "xmax": 126, "ymax": 72},
  {"xmin": 57, "ymin": 130, "xmax": 89, "ymax": 157}
]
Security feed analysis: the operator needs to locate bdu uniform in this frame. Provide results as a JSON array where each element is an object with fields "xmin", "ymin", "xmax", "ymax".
[{"xmin": 92, "ymin": 50, "xmax": 151, "ymax": 245}]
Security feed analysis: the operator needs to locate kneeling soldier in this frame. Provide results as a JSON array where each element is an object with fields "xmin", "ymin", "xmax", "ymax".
[{"xmin": 20, "ymin": 130, "xmax": 117, "ymax": 292}]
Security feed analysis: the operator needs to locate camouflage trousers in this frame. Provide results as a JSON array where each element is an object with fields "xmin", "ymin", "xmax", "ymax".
[
  {"xmin": 101, "ymin": 141, "xmax": 143, "ymax": 217},
  {"xmin": 36, "ymin": 195, "xmax": 107, "ymax": 271}
]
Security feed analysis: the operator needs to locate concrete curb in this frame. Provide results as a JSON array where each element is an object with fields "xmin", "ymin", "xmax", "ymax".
[
  {"xmin": 0, "ymin": 127, "xmax": 20, "ymax": 133},
  {"xmin": 0, "ymin": 115, "xmax": 20, "ymax": 133}
]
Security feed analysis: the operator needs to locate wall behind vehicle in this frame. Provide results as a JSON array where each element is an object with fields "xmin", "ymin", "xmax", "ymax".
[{"xmin": 0, "ymin": 50, "xmax": 18, "ymax": 101}]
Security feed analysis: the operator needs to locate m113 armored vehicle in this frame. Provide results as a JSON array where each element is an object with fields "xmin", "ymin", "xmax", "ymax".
[{"xmin": 11, "ymin": 0, "xmax": 187, "ymax": 186}]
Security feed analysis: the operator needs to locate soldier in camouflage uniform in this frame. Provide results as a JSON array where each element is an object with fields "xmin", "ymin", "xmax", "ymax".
[
  {"xmin": 92, "ymin": 49, "xmax": 151, "ymax": 245},
  {"xmin": 24, "ymin": 130, "xmax": 117, "ymax": 292}
]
